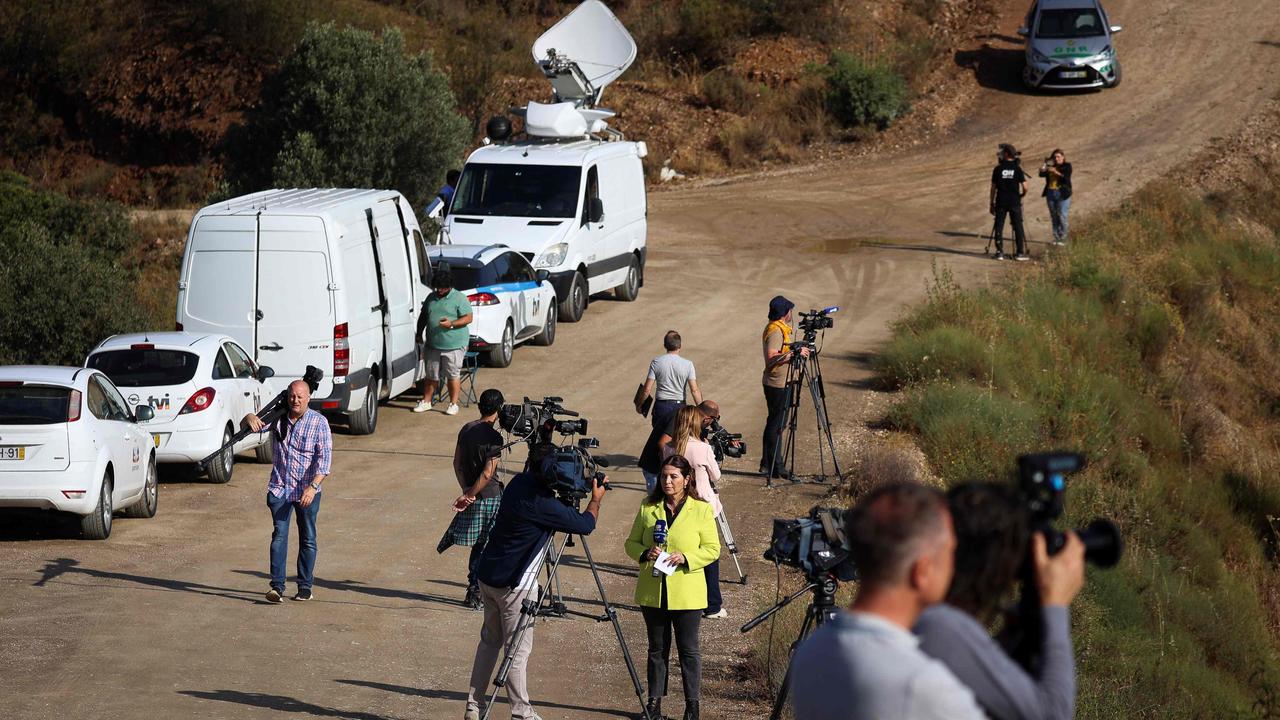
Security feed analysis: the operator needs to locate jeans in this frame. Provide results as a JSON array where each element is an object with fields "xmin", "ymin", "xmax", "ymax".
[
  {"xmin": 642, "ymin": 469, "xmax": 659, "ymax": 494},
  {"xmin": 267, "ymin": 491, "xmax": 321, "ymax": 592},
  {"xmin": 641, "ymin": 606, "xmax": 702, "ymax": 702},
  {"xmin": 468, "ymin": 581, "xmax": 538, "ymax": 718},
  {"xmin": 1046, "ymin": 190, "xmax": 1071, "ymax": 243},
  {"xmin": 993, "ymin": 204, "xmax": 1027, "ymax": 256},
  {"xmin": 761, "ymin": 385, "xmax": 789, "ymax": 475},
  {"xmin": 704, "ymin": 559, "xmax": 722, "ymax": 614}
]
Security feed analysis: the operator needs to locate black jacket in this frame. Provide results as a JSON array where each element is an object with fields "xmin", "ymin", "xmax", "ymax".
[
  {"xmin": 1039, "ymin": 162, "xmax": 1072, "ymax": 199},
  {"xmin": 477, "ymin": 472, "xmax": 597, "ymax": 588}
]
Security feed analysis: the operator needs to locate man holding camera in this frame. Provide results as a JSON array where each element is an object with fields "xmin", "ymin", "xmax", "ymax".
[
  {"xmin": 789, "ymin": 483, "xmax": 985, "ymax": 720},
  {"xmin": 990, "ymin": 143, "xmax": 1030, "ymax": 261},
  {"xmin": 414, "ymin": 266, "xmax": 473, "ymax": 416},
  {"xmin": 761, "ymin": 296, "xmax": 807, "ymax": 480},
  {"xmin": 464, "ymin": 449, "xmax": 609, "ymax": 720}
]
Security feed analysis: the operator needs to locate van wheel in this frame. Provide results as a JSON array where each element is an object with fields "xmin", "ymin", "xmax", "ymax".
[
  {"xmin": 82, "ymin": 472, "xmax": 113, "ymax": 540},
  {"xmin": 255, "ymin": 436, "xmax": 273, "ymax": 464},
  {"xmin": 488, "ymin": 321, "xmax": 515, "ymax": 368},
  {"xmin": 533, "ymin": 304, "xmax": 556, "ymax": 346},
  {"xmin": 206, "ymin": 426, "xmax": 234, "ymax": 484},
  {"xmin": 127, "ymin": 457, "xmax": 158, "ymax": 518},
  {"xmin": 350, "ymin": 376, "xmax": 379, "ymax": 435},
  {"xmin": 559, "ymin": 271, "xmax": 587, "ymax": 323},
  {"xmin": 615, "ymin": 255, "xmax": 641, "ymax": 301}
]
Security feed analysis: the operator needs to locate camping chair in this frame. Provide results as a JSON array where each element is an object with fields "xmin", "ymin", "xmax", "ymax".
[{"xmin": 433, "ymin": 351, "xmax": 480, "ymax": 408}]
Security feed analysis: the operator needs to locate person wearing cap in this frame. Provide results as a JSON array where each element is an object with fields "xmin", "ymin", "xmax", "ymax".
[
  {"xmin": 761, "ymin": 296, "xmax": 808, "ymax": 479},
  {"xmin": 990, "ymin": 144, "xmax": 1030, "ymax": 261},
  {"xmin": 414, "ymin": 265, "xmax": 473, "ymax": 416},
  {"xmin": 463, "ymin": 446, "xmax": 609, "ymax": 720}
]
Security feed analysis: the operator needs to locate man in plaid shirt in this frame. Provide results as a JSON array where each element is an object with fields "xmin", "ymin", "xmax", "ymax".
[{"xmin": 244, "ymin": 379, "xmax": 332, "ymax": 603}]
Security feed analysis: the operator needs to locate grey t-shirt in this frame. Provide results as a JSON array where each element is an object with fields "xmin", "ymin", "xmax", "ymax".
[
  {"xmin": 790, "ymin": 611, "xmax": 986, "ymax": 720},
  {"xmin": 647, "ymin": 353, "xmax": 695, "ymax": 402},
  {"xmin": 915, "ymin": 603, "xmax": 1075, "ymax": 720}
]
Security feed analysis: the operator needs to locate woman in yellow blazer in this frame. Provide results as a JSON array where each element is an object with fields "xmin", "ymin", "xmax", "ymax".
[{"xmin": 625, "ymin": 455, "xmax": 720, "ymax": 720}]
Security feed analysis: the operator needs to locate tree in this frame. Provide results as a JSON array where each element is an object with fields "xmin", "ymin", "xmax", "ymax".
[{"xmin": 225, "ymin": 22, "xmax": 469, "ymax": 207}]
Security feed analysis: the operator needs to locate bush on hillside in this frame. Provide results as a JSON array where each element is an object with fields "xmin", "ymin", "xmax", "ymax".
[
  {"xmin": 224, "ymin": 22, "xmax": 469, "ymax": 207},
  {"xmin": 0, "ymin": 172, "xmax": 146, "ymax": 365},
  {"xmin": 824, "ymin": 51, "xmax": 909, "ymax": 130}
]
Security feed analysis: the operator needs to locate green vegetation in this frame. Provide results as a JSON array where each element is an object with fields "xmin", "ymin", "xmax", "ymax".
[
  {"xmin": 824, "ymin": 52, "xmax": 910, "ymax": 130},
  {"xmin": 879, "ymin": 179, "xmax": 1280, "ymax": 716},
  {"xmin": 224, "ymin": 22, "xmax": 468, "ymax": 203}
]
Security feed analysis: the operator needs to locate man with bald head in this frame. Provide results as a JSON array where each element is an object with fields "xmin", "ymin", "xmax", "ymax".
[
  {"xmin": 245, "ymin": 379, "xmax": 333, "ymax": 603},
  {"xmin": 789, "ymin": 482, "xmax": 986, "ymax": 719}
]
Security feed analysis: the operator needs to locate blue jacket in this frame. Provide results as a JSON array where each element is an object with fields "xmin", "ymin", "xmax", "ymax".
[{"xmin": 477, "ymin": 472, "xmax": 597, "ymax": 588}]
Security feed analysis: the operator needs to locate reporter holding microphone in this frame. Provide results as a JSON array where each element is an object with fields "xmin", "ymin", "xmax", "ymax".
[{"xmin": 625, "ymin": 455, "xmax": 720, "ymax": 720}]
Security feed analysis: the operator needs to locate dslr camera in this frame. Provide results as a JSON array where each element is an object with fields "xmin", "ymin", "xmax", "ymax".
[
  {"xmin": 764, "ymin": 506, "xmax": 857, "ymax": 582},
  {"xmin": 1018, "ymin": 452, "xmax": 1122, "ymax": 567},
  {"xmin": 706, "ymin": 420, "xmax": 746, "ymax": 462}
]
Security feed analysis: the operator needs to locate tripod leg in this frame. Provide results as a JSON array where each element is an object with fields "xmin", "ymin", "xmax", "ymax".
[
  {"xmin": 576, "ymin": 536, "xmax": 652, "ymax": 720},
  {"xmin": 483, "ymin": 538, "xmax": 561, "ymax": 720},
  {"xmin": 715, "ymin": 511, "xmax": 747, "ymax": 584},
  {"xmin": 780, "ymin": 363, "xmax": 804, "ymax": 481},
  {"xmin": 769, "ymin": 604, "xmax": 819, "ymax": 720},
  {"xmin": 808, "ymin": 355, "xmax": 843, "ymax": 479}
]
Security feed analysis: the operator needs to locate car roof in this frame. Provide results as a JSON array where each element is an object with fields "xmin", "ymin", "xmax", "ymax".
[
  {"xmin": 1037, "ymin": 0, "xmax": 1101, "ymax": 10},
  {"xmin": 197, "ymin": 188, "xmax": 402, "ymax": 217},
  {"xmin": 0, "ymin": 365, "xmax": 96, "ymax": 386},
  {"xmin": 91, "ymin": 332, "xmax": 227, "ymax": 353},
  {"xmin": 426, "ymin": 244, "xmax": 513, "ymax": 266},
  {"xmin": 467, "ymin": 138, "xmax": 637, "ymax": 167}
]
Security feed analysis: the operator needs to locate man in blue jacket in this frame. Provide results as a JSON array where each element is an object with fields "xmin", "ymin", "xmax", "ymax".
[{"xmin": 464, "ymin": 448, "xmax": 609, "ymax": 720}]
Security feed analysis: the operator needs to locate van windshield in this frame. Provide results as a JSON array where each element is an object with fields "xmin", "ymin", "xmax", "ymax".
[
  {"xmin": 451, "ymin": 164, "xmax": 582, "ymax": 219},
  {"xmin": 1035, "ymin": 9, "xmax": 1105, "ymax": 39},
  {"xmin": 88, "ymin": 349, "xmax": 200, "ymax": 387}
]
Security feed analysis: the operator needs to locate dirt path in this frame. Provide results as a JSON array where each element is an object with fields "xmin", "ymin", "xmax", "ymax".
[{"xmin": 3, "ymin": 1, "xmax": 1279, "ymax": 718}]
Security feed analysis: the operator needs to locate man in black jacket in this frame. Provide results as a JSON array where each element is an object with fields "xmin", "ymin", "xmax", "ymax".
[
  {"xmin": 990, "ymin": 144, "xmax": 1030, "ymax": 261},
  {"xmin": 1039, "ymin": 149, "xmax": 1073, "ymax": 247},
  {"xmin": 463, "ymin": 449, "xmax": 609, "ymax": 720}
]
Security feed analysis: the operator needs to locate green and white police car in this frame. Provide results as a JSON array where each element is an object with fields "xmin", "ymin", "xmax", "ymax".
[{"xmin": 1019, "ymin": 0, "xmax": 1123, "ymax": 90}]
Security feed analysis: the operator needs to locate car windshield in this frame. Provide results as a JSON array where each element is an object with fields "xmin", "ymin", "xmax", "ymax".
[
  {"xmin": 87, "ymin": 349, "xmax": 200, "ymax": 387},
  {"xmin": 451, "ymin": 163, "xmax": 582, "ymax": 219},
  {"xmin": 1036, "ymin": 8, "xmax": 1105, "ymax": 38},
  {"xmin": 0, "ymin": 386, "xmax": 71, "ymax": 424}
]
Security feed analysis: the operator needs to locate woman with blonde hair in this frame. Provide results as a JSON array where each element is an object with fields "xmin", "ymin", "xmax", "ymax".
[{"xmin": 662, "ymin": 405, "xmax": 726, "ymax": 620}]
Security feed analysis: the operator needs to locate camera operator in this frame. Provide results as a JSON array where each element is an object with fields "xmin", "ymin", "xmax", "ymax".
[
  {"xmin": 914, "ymin": 483, "xmax": 1084, "ymax": 720},
  {"xmin": 990, "ymin": 143, "xmax": 1030, "ymax": 261},
  {"xmin": 789, "ymin": 483, "xmax": 985, "ymax": 720},
  {"xmin": 1038, "ymin": 149, "xmax": 1073, "ymax": 247},
  {"xmin": 661, "ymin": 406, "xmax": 726, "ymax": 620},
  {"xmin": 463, "ymin": 447, "xmax": 609, "ymax": 720},
  {"xmin": 436, "ymin": 389, "xmax": 506, "ymax": 610},
  {"xmin": 762, "ymin": 296, "xmax": 808, "ymax": 480},
  {"xmin": 636, "ymin": 330, "xmax": 702, "ymax": 492}
]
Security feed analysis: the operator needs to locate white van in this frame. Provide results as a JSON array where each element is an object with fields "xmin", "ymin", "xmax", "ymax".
[
  {"xmin": 441, "ymin": 0, "xmax": 647, "ymax": 323},
  {"xmin": 175, "ymin": 188, "xmax": 432, "ymax": 434}
]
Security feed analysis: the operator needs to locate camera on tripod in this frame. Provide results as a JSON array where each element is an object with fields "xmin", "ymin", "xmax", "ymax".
[
  {"xmin": 763, "ymin": 506, "xmax": 857, "ymax": 582},
  {"xmin": 498, "ymin": 396, "xmax": 609, "ymax": 502},
  {"xmin": 797, "ymin": 306, "xmax": 839, "ymax": 334},
  {"xmin": 706, "ymin": 420, "xmax": 746, "ymax": 462},
  {"xmin": 1018, "ymin": 452, "xmax": 1122, "ymax": 567},
  {"xmin": 498, "ymin": 396, "xmax": 589, "ymax": 441}
]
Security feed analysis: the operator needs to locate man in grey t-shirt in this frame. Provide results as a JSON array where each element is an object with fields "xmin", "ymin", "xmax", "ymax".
[{"xmin": 635, "ymin": 330, "xmax": 702, "ymax": 490}]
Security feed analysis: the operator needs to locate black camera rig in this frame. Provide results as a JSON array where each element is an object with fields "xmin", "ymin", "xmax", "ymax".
[
  {"xmin": 196, "ymin": 365, "xmax": 322, "ymax": 472},
  {"xmin": 706, "ymin": 420, "xmax": 746, "ymax": 462},
  {"xmin": 762, "ymin": 506, "xmax": 856, "ymax": 582},
  {"xmin": 497, "ymin": 396, "xmax": 608, "ymax": 502}
]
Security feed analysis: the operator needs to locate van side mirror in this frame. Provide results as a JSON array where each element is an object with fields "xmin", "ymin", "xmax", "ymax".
[
  {"xmin": 257, "ymin": 365, "xmax": 275, "ymax": 382},
  {"xmin": 1109, "ymin": 24, "xmax": 1123, "ymax": 33},
  {"xmin": 1016, "ymin": 26, "xmax": 1030, "ymax": 37},
  {"xmin": 535, "ymin": 269, "xmax": 550, "ymax": 284},
  {"xmin": 588, "ymin": 198, "xmax": 605, "ymax": 224},
  {"xmin": 134, "ymin": 405, "xmax": 155, "ymax": 423}
]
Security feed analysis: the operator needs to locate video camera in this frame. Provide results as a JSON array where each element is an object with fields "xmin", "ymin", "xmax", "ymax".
[
  {"xmin": 797, "ymin": 306, "xmax": 839, "ymax": 334},
  {"xmin": 763, "ymin": 506, "xmax": 857, "ymax": 582},
  {"xmin": 1018, "ymin": 452, "xmax": 1122, "ymax": 567},
  {"xmin": 706, "ymin": 420, "xmax": 746, "ymax": 462},
  {"xmin": 498, "ymin": 396, "xmax": 589, "ymax": 443},
  {"xmin": 497, "ymin": 396, "xmax": 608, "ymax": 502}
]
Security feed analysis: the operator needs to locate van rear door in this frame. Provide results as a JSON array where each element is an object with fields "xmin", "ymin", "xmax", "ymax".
[
  {"xmin": 255, "ymin": 215, "xmax": 336, "ymax": 396},
  {"xmin": 181, "ymin": 214, "xmax": 258, "ymax": 352},
  {"xmin": 367, "ymin": 201, "xmax": 418, "ymax": 398}
]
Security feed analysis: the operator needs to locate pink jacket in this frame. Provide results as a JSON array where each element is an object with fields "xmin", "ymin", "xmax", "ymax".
[{"xmin": 661, "ymin": 438, "xmax": 723, "ymax": 516}]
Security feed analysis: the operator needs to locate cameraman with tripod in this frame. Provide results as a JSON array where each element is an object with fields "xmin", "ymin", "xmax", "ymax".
[
  {"xmin": 463, "ymin": 446, "xmax": 609, "ymax": 720},
  {"xmin": 761, "ymin": 296, "xmax": 807, "ymax": 480}
]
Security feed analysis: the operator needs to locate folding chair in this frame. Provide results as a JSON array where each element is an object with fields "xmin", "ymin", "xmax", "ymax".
[{"xmin": 431, "ymin": 351, "xmax": 480, "ymax": 407}]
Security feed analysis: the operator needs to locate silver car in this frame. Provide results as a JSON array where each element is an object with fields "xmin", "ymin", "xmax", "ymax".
[{"xmin": 1019, "ymin": 0, "xmax": 1123, "ymax": 90}]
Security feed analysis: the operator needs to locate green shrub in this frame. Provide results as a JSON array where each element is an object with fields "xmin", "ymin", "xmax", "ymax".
[
  {"xmin": 700, "ymin": 69, "xmax": 755, "ymax": 114},
  {"xmin": 889, "ymin": 383, "xmax": 1038, "ymax": 483},
  {"xmin": 224, "ymin": 22, "xmax": 469, "ymax": 207},
  {"xmin": 877, "ymin": 326, "xmax": 992, "ymax": 387},
  {"xmin": 824, "ymin": 51, "xmax": 909, "ymax": 130}
]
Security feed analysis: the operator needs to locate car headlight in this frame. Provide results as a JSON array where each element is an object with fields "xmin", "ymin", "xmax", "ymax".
[
  {"xmin": 1030, "ymin": 48, "xmax": 1051, "ymax": 65},
  {"xmin": 534, "ymin": 243, "xmax": 568, "ymax": 269}
]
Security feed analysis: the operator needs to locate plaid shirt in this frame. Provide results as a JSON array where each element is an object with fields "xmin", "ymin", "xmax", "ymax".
[{"xmin": 267, "ymin": 409, "xmax": 332, "ymax": 502}]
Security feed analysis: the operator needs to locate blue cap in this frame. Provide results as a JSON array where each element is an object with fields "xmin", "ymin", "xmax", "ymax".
[{"xmin": 768, "ymin": 295, "xmax": 794, "ymax": 321}]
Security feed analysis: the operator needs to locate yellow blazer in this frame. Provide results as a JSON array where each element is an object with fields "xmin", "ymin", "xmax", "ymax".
[{"xmin": 624, "ymin": 497, "xmax": 721, "ymax": 611}]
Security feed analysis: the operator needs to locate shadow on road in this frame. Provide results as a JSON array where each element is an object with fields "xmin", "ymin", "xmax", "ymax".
[
  {"xmin": 864, "ymin": 242, "xmax": 989, "ymax": 259},
  {"xmin": 32, "ymin": 557, "xmax": 262, "ymax": 603},
  {"xmin": 334, "ymin": 679, "xmax": 634, "ymax": 718},
  {"xmin": 0, "ymin": 509, "xmax": 82, "ymax": 540},
  {"xmin": 180, "ymin": 690, "xmax": 399, "ymax": 720},
  {"xmin": 954, "ymin": 44, "xmax": 1027, "ymax": 93},
  {"xmin": 556, "ymin": 552, "xmax": 639, "ymax": 580},
  {"xmin": 232, "ymin": 569, "xmax": 467, "ymax": 609}
]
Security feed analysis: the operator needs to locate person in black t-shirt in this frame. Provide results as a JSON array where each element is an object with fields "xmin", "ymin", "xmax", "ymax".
[
  {"xmin": 989, "ymin": 144, "xmax": 1030, "ymax": 261},
  {"xmin": 438, "ymin": 388, "xmax": 507, "ymax": 609}
]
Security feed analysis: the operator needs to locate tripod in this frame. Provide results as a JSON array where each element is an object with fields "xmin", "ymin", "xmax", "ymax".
[
  {"xmin": 714, "ymin": 510, "xmax": 747, "ymax": 584},
  {"xmin": 482, "ymin": 531, "xmax": 651, "ymax": 720},
  {"xmin": 740, "ymin": 574, "xmax": 841, "ymax": 720},
  {"xmin": 769, "ymin": 346, "xmax": 843, "ymax": 486}
]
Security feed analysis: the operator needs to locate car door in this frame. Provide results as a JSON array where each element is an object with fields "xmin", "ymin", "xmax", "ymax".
[
  {"xmin": 508, "ymin": 252, "xmax": 542, "ymax": 333},
  {"xmin": 489, "ymin": 252, "xmax": 523, "ymax": 335},
  {"xmin": 91, "ymin": 375, "xmax": 147, "ymax": 501},
  {"xmin": 222, "ymin": 342, "xmax": 260, "ymax": 449},
  {"xmin": 579, "ymin": 165, "xmax": 608, "ymax": 293}
]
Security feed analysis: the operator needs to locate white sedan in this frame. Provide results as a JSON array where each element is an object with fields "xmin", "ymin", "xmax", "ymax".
[
  {"xmin": 0, "ymin": 366, "xmax": 157, "ymax": 539},
  {"xmin": 427, "ymin": 245, "xmax": 558, "ymax": 367},
  {"xmin": 86, "ymin": 332, "xmax": 274, "ymax": 483}
]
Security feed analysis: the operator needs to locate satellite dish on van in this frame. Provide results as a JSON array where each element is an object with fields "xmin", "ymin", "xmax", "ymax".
[{"xmin": 532, "ymin": 0, "xmax": 636, "ymax": 109}]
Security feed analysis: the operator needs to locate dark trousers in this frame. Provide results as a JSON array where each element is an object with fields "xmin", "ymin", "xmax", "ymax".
[
  {"xmin": 761, "ymin": 384, "xmax": 789, "ymax": 474},
  {"xmin": 641, "ymin": 606, "xmax": 702, "ymax": 702},
  {"xmin": 466, "ymin": 541, "xmax": 486, "ymax": 589},
  {"xmin": 267, "ymin": 491, "xmax": 321, "ymax": 592},
  {"xmin": 704, "ymin": 559, "xmax": 721, "ymax": 614},
  {"xmin": 993, "ymin": 205, "xmax": 1027, "ymax": 256}
]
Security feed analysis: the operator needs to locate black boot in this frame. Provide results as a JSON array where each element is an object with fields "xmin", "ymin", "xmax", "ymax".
[
  {"xmin": 682, "ymin": 700, "xmax": 699, "ymax": 720},
  {"xmin": 644, "ymin": 697, "xmax": 663, "ymax": 720}
]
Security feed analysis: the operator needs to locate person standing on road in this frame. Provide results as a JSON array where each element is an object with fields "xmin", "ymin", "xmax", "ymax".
[
  {"xmin": 1039, "ymin": 149, "xmax": 1073, "ymax": 247},
  {"xmin": 761, "ymin": 296, "xmax": 808, "ymax": 480},
  {"xmin": 990, "ymin": 143, "xmax": 1030, "ymax": 261},
  {"xmin": 636, "ymin": 330, "xmax": 702, "ymax": 492},
  {"xmin": 243, "ymin": 379, "xmax": 332, "ymax": 604},
  {"xmin": 661, "ymin": 406, "xmax": 727, "ymax": 620},
  {"xmin": 625, "ymin": 455, "xmax": 721, "ymax": 720},
  {"xmin": 437, "ymin": 389, "xmax": 507, "ymax": 610},
  {"xmin": 414, "ymin": 266, "xmax": 473, "ymax": 416}
]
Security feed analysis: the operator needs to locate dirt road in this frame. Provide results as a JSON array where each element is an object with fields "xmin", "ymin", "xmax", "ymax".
[{"xmin": 3, "ymin": 1, "xmax": 1279, "ymax": 718}]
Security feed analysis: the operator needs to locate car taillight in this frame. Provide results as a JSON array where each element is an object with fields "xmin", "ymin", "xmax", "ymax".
[
  {"xmin": 334, "ymin": 322, "xmax": 349, "ymax": 376},
  {"xmin": 468, "ymin": 292, "xmax": 499, "ymax": 306},
  {"xmin": 68, "ymin": 390, "xmax": 82, "ymax": 422},
  {"xmin": 179, "ymin": 387, "xmax": 215, "ymax": 414}
]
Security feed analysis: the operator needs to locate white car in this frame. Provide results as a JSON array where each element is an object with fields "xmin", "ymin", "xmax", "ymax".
[
  {"xmin": 427, "ymin": 245, "xmax": 558, "ymax": 367},
  {"xmin": 86, "ymin": 333, "xmax": 273, "ymax": 483},
  {"xmin": 0, "ymin": 366, "xmax": 157, "ymax": 540}
]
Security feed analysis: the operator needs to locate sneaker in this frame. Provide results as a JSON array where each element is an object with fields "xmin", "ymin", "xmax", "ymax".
[
  {"xmin": 1052, "ymin": 240, "xmax": 1066, "ymax": 247},
  {"xmin": 463, "ymin": 705, "xmax": 481, "ymax": 720},
  {"xmin": 703, "ymin": 608, "xmax": 728, "ymax": 619},
  {"xmin": 993, "ymin": 252, "xmax": 1006, "ymax": 260},
  {"xmin": 412, "ymin": 399, "xmax": 431, "ymax": 413},
  {"xmin": 445, "ymin": 403, "xmax": 460, "ymax": 416},
  {"xmin": 293, "ymin": 588, "xmax": 313, "ymax": 601},
  {"xmin": 1014, "ymin": 254, "xmax": 1031, "ymax": 262},
  {"xmin": 265, "ymin": 588, "xmax": 283, "ymax": 604}
]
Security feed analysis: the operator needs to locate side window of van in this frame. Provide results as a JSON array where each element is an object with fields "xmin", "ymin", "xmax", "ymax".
[
  {"xmin": 582, "ymin": 166, "xmax": 600, "ymax": 227},
  {"xmin": 413, "ymin": 229, "xmax": 431, "ymax": 285}
]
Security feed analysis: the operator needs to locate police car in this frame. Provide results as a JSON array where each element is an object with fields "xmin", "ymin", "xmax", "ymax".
[
  {"xmin": 86, "ymin": 332, "xmax": 274, "ymax": 483},
  {"xmin": 427, "ymin": 245, "xmax": 558, "ymax": 368},
  {"xmin": 1019, "ymin": 0, "xmax": 1123, "ymax": 90}
]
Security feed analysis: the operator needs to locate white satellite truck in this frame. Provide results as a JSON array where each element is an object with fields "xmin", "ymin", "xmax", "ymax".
[{"xmin": 440, "ymin": 0, "xmax": 648, "ymax": 323}]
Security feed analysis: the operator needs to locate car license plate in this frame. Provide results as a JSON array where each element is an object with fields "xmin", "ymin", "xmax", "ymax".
[
  {"xmin": 0, "ymin": 446, "xmax": 25, "ymax": 460},
  {"xmin": 1060, "ymin": 70, "xmax": 1087, "ymax": 79}
]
